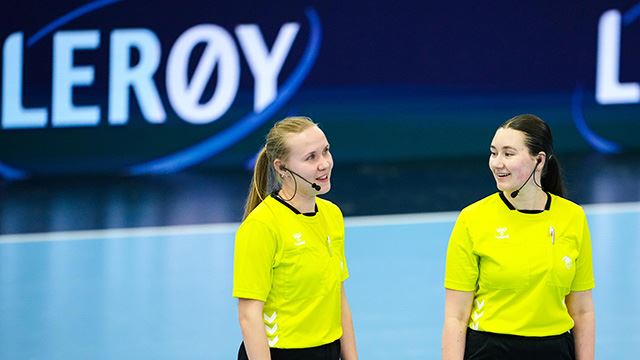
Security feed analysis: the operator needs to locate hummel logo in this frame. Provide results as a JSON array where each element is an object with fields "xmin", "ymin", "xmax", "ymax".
[
  {"xmin": 265, "ymin": 323, "xmax": 278, "ymax": 336},
  {"xmin": 263, "ymin": 312, "xmax": 278, "ymax": 346},
  {"xmin": 470, "ymin": 298, "xmax": 485, "ymax": 331},
  {"xmin": 495, "ymin": 227, "xmax": 509, "ymax": 239},
  {"xmin": 293, "ymin": 233, "xmax": 305, "ymax": 246},
  {"xmin": 268, "ymin": 335, "xmax": 279, "ymax": 347},
  {"xmin": 263, "ymin": 312, "xmax": 277, "ymax": 324},
  {"xmin": 562, "ymin": 256, "xmax": 573, "ymax": 269}
]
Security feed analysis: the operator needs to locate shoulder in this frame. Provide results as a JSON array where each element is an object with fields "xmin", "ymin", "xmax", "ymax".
[
  {"xmin": 316, "ymin": 197, "xmax": 343, "ymax": 218},
  {"xmin": 460, "ymin": 192, "xmax": 503, "ymax": 217},
  {"xmin": 550, "ymin": 194, "xmax": 586, "ymax": 217},
  {"xmin": 239, "ymin": 196, "xmax": 282, "ymax": 232}
]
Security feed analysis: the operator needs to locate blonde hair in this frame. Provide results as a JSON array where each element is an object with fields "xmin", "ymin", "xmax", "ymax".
[{"xmin": 243, "ymin": 116, "xmax": 317, "ymax": 219}]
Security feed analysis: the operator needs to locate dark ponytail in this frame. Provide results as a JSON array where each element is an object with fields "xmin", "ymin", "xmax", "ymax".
[
  {"xmin": 500, "ymin": 114, "xmax": 566, "ymax": 197},
  {"xmin": 541, "ymin": 154, "xmax": 566, "ymax": 197}
]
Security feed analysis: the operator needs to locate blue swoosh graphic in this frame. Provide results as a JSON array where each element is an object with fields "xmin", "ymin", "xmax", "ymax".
[
  {"xmin": 623, "ymin": 1, "xmax": 640, "ymax": 25},
  {"xmin": 27, "ymin": 0, "xmax": 123, "ymax": 47},
  {"xmin": 0, "ymin": 0, "xmax": 123, "ymax": 180},
  {"xmin": 0, "ymin": 162, "xmax": 27, "ymax": 180},
  {"xmin": 571, "ymin": 3, "xmax": 640, "ymax": 153},
  {"xmin": 127, "ymin": 7, "xmax": 322, "ymax": 175},
  {"xmin": 0, "ymin": 4, "xmax": 318, "ymax": 180},
  {"xmin": 571, "ymin": 86, "xmax": 622, "ymax": 154}
]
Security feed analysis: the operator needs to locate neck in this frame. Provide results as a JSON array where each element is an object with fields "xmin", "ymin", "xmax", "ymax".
[
  {"xmin": 508, "ymin": 186, "xmax": 547, "ymax": 210},
  {"xmin": 278, "ymin": 186, "xmax": 316, "ymax": 213}
]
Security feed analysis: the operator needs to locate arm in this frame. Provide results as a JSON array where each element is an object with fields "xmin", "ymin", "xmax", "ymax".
[
  {"xmin": 442, "ymin": 289, "xmax": 474, "ymax": 360},
  {"xmin": 238, "ymin": 298, "xmax": 271, "ymax": 360},
  {"xmin": 566, "ymin": 290, "xmax": 595, "ymax": 360},
  {"xmin": 340, "ymin": 283, "xmax": 358, "ymax": 360}
]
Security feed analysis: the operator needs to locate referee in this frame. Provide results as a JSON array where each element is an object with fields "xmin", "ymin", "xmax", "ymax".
[
  {"xmin": 442, "ymin": 114, "xmax": 595, "ymax": 360},
  {"xmin": 233, "ymin": 117, "xmax": 358, "ymax": 360}
]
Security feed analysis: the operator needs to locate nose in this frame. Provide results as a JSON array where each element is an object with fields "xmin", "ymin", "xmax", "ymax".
[
  {"xmin": 489, "ymin": 155, "xmax": 504, "ymax": 170},
  {"xmin": 318, "ymin": 154, "xmax": 332, "ymax": 171}
]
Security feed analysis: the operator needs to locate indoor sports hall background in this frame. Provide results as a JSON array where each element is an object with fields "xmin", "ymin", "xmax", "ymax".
[{"xmin": 1, "ymin": 0, "xmax": 639, "ymax": 358}]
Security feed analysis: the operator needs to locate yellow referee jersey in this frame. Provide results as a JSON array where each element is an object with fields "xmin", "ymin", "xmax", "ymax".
[
  {"xmin": 233, "ymin": 195, "xmax": 349, "ymax": 349},
  {"xmin": 445, "ymin": 192, "xmax": 595, "ymax": 336}
]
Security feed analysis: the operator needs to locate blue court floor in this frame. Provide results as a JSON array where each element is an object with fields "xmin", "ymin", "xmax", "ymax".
[{"xmin": 1, "ymin": 202, "xmax": 638, "ymax": 359}]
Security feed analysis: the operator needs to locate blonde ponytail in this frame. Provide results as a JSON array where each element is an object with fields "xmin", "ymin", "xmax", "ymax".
[{"xmin": 243, "ymin": 147, "xmax": 270, "ymax": 219}]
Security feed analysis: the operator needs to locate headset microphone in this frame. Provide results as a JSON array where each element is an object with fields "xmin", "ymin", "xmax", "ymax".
[
  {"xmin": 281, "ymin": 167, "xmax": 321, "ymax": 191},
  {"xmin": 510, "ymin": 158, "xmax": 540, "ymax": 199}
]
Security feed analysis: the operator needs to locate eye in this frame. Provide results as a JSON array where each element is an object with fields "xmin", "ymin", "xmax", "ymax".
[
  {"xmin": 323, "ymin": 146, "xmax": 330, "ymax": 154},
  {"xmin": 306, "ymin": 153, "xmax": 316, "ymax": 161},
  {"xmin": 489, "ymin": 151, "xmax": 497, "ymax": 156}
]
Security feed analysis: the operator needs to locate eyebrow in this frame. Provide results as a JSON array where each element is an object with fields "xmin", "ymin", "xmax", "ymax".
[
  {"xmin": 303, "ymin": 148, "xmax": 321, "ymax": 158},
  {"xmin": 308, "ymin": 144, "xmax": 330, "ymax": 155},
  {"xmin": 490, "ymin": 145, "xmax": 518, "ymax": 151}
]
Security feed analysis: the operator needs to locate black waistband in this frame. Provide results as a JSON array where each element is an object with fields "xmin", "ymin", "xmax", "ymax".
[
  {"xmin": 238, "ymin": 339, "xmax": 340, "ymax": 360},
  {"xmin": 467, "ymin": 328, "xmax": 572, "ymax": 341}
]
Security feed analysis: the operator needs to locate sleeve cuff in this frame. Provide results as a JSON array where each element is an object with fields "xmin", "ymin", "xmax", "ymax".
[
  {"xmin": 444, "ymin": 280, "xmax": 476, "ymax": 292},
  {"xmin": 232, "ymin": 289, "xmax": 268, "ymax": 302}
]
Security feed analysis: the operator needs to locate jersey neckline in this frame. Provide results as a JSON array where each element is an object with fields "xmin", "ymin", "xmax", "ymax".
[
  {"xmin": 499, "ymin": 191, "xmax": 551, "ymax": 213},
  {"xmin": 270, "ymin": 192, "xmax": 318, "ymax": 216}
]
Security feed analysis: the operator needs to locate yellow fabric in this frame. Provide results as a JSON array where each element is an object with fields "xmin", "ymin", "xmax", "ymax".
[
  {"xmin": 445, "ymin": 192, "xmax": 595, "ymax": 336},
  {"xmin": 233, "ymin": 195, "xmax": 349, "ymax": 348}
]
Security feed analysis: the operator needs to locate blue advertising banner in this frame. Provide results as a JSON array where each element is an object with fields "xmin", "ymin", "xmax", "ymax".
[{"xmin": 1, "ymin": 0, "xmax": 639, "ymax": 178}]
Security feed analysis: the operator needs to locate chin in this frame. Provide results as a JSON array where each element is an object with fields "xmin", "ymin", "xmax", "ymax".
[
  {"xmin": 318, "ymin": 184, "xmax": 331, "ymax": 195},
  {"xmin": 495, "ymin": 184, "xmax": 510, "ymax": 193}
]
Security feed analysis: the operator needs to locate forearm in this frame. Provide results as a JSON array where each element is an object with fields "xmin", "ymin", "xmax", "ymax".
[
  {"xmin": 239, "ymin": 315, "xmax": 270, "ymax": 360},
  {"xmin": 340, "ymin": 283, "xmax": 358, "ymax": 360},
  {"xmin": 442, "ymin": 317, "xmax": 468, "ymax": 360},
  {"xmin": 340, "ymin": 321, "xmax": 357, "ymax": 359},
  {"xmin": 566, "ymin": 290, "xmax": 595, "ymax": 360},
  {"xmin": 572, "ymin": 311, "xmax": 595, "ymax": 360},
  {"xmin": 442, "ymin": 289, "xmax": 474, "ymax": 360},
  {"xmin": 238, "ymin": 299, "xmax": 271, "ymax": 360},
  {"xmin": 340, "ymin": 288, "xmax": 358, "ymax": 360}
]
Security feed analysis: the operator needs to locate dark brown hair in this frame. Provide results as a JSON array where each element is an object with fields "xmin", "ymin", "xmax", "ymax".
[{"xmin": 500, "ymin": 114, "xmax": 566, "ymax": 197}]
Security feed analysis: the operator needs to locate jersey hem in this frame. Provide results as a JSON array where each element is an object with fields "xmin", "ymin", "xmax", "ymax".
[
  {"xmin": 467, "ymin": 327, "xmax": 574, "ymax": 338},
  {"xmin": 270, "ymin": 334, "xmax": 343, "ymax": 350}
]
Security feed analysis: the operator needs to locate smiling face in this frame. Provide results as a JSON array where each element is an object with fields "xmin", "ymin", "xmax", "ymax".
[
  {"xmin": 277, "ymin": 125, "xmax": 333, "ymax": 197},
  {"xmin": 489, "ymin": 127, "xmax": 540, "ymax": 193}
]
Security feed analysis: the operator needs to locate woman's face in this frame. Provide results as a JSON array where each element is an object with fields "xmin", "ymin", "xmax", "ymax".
[
  {"xmin": 489, "ymin": 127, "xmax": 539, "ymax": 193},
  {"xmin": 279, "ymin": 126, "xmax": 333, "ymax": 196}
]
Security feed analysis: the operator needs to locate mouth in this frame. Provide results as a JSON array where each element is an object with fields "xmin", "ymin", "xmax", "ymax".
[
  {"xmin": 316, "ymin": 174, "xmax": 330, "ymax": 182},
  {"xmin": 495, "ymin": 172, "xmax": 510, "ymax": 179}
]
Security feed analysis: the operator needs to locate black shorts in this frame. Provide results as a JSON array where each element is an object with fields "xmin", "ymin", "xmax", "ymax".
[
  {"xmin": 464, "ymin": 329, "xmax": 575, "ymax": 360},
  {"xmin": 237, "ymin": 339, "xmax": 340, "ymax": 360}
]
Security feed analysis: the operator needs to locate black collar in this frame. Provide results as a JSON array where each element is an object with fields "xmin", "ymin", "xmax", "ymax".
[
  {"xmin": 499, "ymin": 191, "xmax": 551, "ymax": 213},
  {"xmin": 271, "ymin": 192, "xmax": 318, "ymax": 216}
]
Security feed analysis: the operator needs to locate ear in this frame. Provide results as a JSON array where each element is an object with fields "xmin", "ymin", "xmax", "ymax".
[
  {"xmin": 536, "ymin": 152, "xmax": 546, "ymax": 165},
  {"xmin": 273, "ymin": 159, "xmax": 285, "ymax": 176}
]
